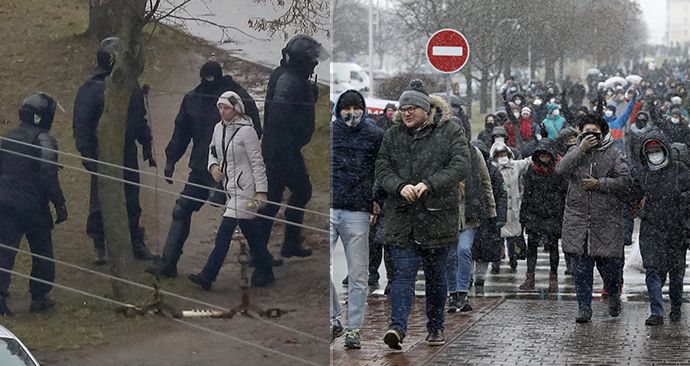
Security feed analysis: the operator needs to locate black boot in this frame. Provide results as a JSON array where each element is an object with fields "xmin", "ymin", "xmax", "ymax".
[
  {"xmin": 251, "ymin": 268, "xmax": 275, "ymax": 287},
  {"xmin": 188, "ymin": 272, "xmax": 212, "ymax": 291},
  {"xmin": 576, "ymin": 308, "xmax": 592, "ymax": 323},
  {"xmin": 156, "ymin": 217, "xmax": 192, "ymax": 276},
  {"xmin": 29, "ymin": 295, "xmax": 55, "ymax": 313},
  {"xmin": 281, "ymin": 227, "xmax": 312, "ymax": 258},
  {"xmin": 457, "ymin": 292, "xmax": 473, "ymax": 312},
  {"xmin": 132, "ymin": 229, "xmax": 157, "ymax": 261}
]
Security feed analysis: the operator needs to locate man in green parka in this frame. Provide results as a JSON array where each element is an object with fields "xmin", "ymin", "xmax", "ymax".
[{"xmin": 377, "ymin": 79, "xmax": 469, "ymax": 349}]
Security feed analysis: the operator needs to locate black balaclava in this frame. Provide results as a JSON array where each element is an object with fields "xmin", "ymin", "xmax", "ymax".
[{"xmin": 199, "ymin": 61, "xmax": 224, "ymax": 92}]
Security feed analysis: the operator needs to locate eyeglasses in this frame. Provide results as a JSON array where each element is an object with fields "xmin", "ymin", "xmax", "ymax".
[{"xmin": 399, "ymin": 106, "xmax": 419, "ymax": 114}]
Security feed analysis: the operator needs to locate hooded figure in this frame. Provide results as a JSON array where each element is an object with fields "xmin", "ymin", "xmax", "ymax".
[
  {"xmin": 377, "ymin": 102, "xmax": 397, "ymax": 130},
  {"xmin": 633, "ymin": 131, "xmax": 690, "ymax": 325},
  {"xmin": 542, "ymin": 103, "xmax": 567, "ymax": 140},
  {"xmin": 625, "ymin": 110, "xmax": 659, "ymax": 167},
  {"xmin": 519, "ymin": 139, "xmax": 568, "ymax": 291},
  {"xmin": 660, "ymin": 108, "xmax": 690, "ymax": 148}
]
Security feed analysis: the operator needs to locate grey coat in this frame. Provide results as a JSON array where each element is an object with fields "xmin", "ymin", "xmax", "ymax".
[{"xmin": 556, "ymin": 135, "xmax": 631, "ymax": 258}]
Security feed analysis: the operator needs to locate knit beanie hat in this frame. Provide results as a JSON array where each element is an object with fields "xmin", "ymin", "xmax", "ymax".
[
  {"xmin": 398, "ymin": 79, "xmax": 430, "ymax": 112},
  {"xmin": 217, "ymin": 91, "xmax": 246, "ymax": 115}
]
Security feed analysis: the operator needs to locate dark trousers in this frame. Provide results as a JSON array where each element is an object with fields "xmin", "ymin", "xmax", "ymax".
[
  {"xmin": 526, "ymin": 232, "xmax": 559, "ymax": 274},
  {"xmin": 201, "ymin": 216, "xmax": 271, "ymax": 280},
  {"xmin": 571, "ymin": 243, "xmax": 623, "ymax": 311},
  {"xmin": 0, "ymin": 210, "xmax": 54, "ymax": 298},
  {"xmin": 368, "ymin": 217, "xmax": 393, "ymax": 282},
  {"xmin": 87, "ymin": 171, "xmax": 144, "ymax": 247},
  {"xmin": 256, "ymin": 152, "xmax": 312, "ymax": 250},
  {"xmin": 160, "ymin": 170, "xmax": 215, "ymax": 269},
  {"xmin": 646, "ymin": 267, "xmax": 686, "ymax": 316},
  {"xmin": 389, "ymin": 244, "xmax": 450, "ymax": 333}
]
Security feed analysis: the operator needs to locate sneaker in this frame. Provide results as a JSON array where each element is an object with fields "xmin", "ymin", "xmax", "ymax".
[
  {"xmin": 457, "ymin": 292, "xmax": 473, "ymax": 312},
  {"xmin": 0, "ymin": 299, "xmax": 12, "ymax": 317},
  {"xmin": 29, "ymin": 296, "xmax": 55, "ymax": 313},
  {"xmin": 447, "ymin": 293, "xmax": 459, "ymax": 313},
  {"xmin": 383, "ymin": 328, "xmax": 404, "ymax": 350},
  {"xmin": 344, "ymin": 329, "xmax": 361, "ymax": 349},
  {"xmin": 331, "ymin": 319, "xmax": 345, "ymax": 343},
  {"xmin": 670, "ymin": 307, "xmax": 682, "ymax": 322},
  {"xmin": 575, "ymin": 308, "xmax": 592, "ymax": 324},
  {"xmin": 608, "ymin": 294, "xmax": 622, "ymax": 317},
  {"xmin": 645, "ymin": 315, "xmax": 664, "ymax": 326},
  {"xmin": 426, "ymin": 329, "xmax": 445, "ymax": 346},
  {"xmin": 188, "ymin": 273, "xmax": 212, "ymax": 291}
]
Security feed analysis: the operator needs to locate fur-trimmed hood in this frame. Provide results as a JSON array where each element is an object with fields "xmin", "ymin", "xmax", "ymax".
[{"xmin": 393, "ymin": 95, "xmax": 452, "ymax": 128}]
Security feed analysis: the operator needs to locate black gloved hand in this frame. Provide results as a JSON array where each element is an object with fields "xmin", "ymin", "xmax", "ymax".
[
  {"xmin": 163, "ymin": 162, "xmax": 175, "ymax": 184},
  {"xmin": 55, "ymin": 205, "xmax": 68, "ymax": 225}
]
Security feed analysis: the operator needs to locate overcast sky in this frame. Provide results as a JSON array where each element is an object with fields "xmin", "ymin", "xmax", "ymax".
[{"xmin": 640, "ymin": 0, "xmax": 667, "ymax": 44}]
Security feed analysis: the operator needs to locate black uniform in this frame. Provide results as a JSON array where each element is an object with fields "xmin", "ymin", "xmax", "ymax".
[
  {"xmin": 73, "ymin": 71, "xmax": 154, "ymax": 251},
  {"xmin": 158, "ymin": 72, "xmax": 262, "ymax": 274},
  {"xmin": 0, "ymin": 122, "xmax": 65, "ymax": 304},
  {"xmin": 256, "ymin": 38, "xmax": 321, "ymax": 257}
]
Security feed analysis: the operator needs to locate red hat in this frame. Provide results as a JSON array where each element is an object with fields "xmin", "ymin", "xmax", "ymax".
[{"xmin": 644, "ymin": 140, "xmax": 661, "ymax": 150}]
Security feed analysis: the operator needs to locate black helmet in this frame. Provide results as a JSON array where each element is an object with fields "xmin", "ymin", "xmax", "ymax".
[
  {"xmin": 18, "ymin": 92, "xmax": 57, "ymax": 130},
  {"xmin": 95, "ymin": 37, "xmax": 121, "ymax": 75},
  {"xmin": 282, "ymin": 35, "xmax": 329, "ymax": 73}
]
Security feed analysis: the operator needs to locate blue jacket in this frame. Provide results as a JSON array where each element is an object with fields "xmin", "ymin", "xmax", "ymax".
[
  {"xmin": 331, "ymin": 90, "xmax": 384, "ymax": 212},
  {"xmin": 542, "ymin": 103, "xmax": 566, "ymax": 140},
  {"xmin": 605, "ymin": 94, "xmax": 637, "ymax": 132}
]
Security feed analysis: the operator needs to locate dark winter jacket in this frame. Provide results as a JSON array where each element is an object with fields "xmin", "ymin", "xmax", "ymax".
[
  {"xmin": 472, "ymin": 141, "xmax": 507, "ymax": 262},
  {"xmin": 477, "ymin": 114, "xmax": 496, "ymax": 148},
  {"xmin": 634, "ymin": 131, "xmax": 690, "ymax": 272},
  {"xmin": 659, "ymin": 118, "xmax": 690, "ymax": 148},
  {"xmin": 625, "ymin": 111, "xmax": 660, "ymax": 167},
  {"xmin": 331, "ymin": 91, "xmax": 384, "ymax": 212},
  {"xmin": 376, "ymin": 95, "xmax": 469, "ymax": 248},
  {"xmin": 0, "ymin": 123, "xmax": 65, "ymax": 228},
  {"xmin": 165, "ymin": 75, "xmax": 261, "ymax": 172},
  {"xmin": 262, "ymin": 63, "xmax": 319, "ymax": 159},
  {"xmin": 520, "ymin": 140, "xmax": 568, "ymax": 238},
  {"xmin": 556, "ymin": 133, "xmax": 631, "ymax": 258},
  {"xmin": 73, "ymin": 73, "xmax": 154, "ymax": 172}
]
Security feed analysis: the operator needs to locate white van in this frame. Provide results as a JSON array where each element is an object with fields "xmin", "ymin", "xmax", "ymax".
[{"xmin": 331, "ymin": 62, "xmax": 370, "ymax": 94}]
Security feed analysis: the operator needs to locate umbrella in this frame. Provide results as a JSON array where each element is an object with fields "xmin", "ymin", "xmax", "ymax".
[
  {"xmin": 604, "ymin": 76, "xmax": 627, "ymax": 89},
  {"xmin": 586, "ymin": 68, "xmax": 601, "ymax": 76},
  {"xmin": 626, "ymin": 75, "xmax": 643, "ymax": 85}
]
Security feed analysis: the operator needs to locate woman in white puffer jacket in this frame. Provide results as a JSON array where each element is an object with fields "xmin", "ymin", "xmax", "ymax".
[{"xmin": 189, "ymin": 90, "xmax": 275, "ymax": 289}]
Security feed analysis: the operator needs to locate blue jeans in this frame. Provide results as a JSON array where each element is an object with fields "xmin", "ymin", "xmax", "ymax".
[
  {"xmin": 571, "ymin": 244, "xmax": 623, "ymax": 311},
  {"xmin": 645, "ymin": 267, "xmax": 685, "ymax": 316},
  {"xmin": 331, "ymin": 280, "xmax": 341, "ymax": 319},
  {"xmin": 330, "ymin": 209, "xmax": 369, "ymax": 330},
  {"xmin": 389, "ymin": 244, "xmax": 450, "ymax": 333},
  {"xmin": 446, "ymin": 228, "xmax": 477, "ymax": 293}
]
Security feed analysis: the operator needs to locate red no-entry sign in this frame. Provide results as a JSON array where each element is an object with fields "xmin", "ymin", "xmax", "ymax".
[{"xmin": 426, "ymin": 29, "xmax": 470, "ymax": 74}]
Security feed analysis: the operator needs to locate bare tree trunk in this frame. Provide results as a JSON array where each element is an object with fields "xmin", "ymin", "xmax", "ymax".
[
  {"xmin": 559, "ymin": 56, "xmax": 565, "ymax": 85},
  {"xmin": 97, "ymin": 0, "xmax": 147, "ymax": 303},
  {"xmin": 87, "ymin": 0, "xmax": 121, "ymax": 41},
  {"xmin": 545, "ymin": 54, "xmax": 556, "ymax": 84}
]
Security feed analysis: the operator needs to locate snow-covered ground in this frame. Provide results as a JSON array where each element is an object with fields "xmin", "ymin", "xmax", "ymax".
[{"xmin": 166, "ymin": 0, "xmax": 331, "ymax": 82}]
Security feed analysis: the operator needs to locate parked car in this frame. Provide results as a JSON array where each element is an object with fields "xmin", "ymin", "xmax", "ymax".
[{"xmin": 0, "ymin": 324, "xmax": 40, "ymax": 366}]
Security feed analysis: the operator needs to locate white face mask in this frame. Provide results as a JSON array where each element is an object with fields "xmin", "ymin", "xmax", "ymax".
[
  {"xmin": 533, "ymin": 99, "xmax": 543, "ymax": 106},
  {"xmin": 494, "ymin": 137, "xmax": 505, "ymax": 144},
  {"xmin": 648, "ymin": 151, "xmax": 665, "ymax": 165},
  {"xmin": 550, "ymin": 98, "xmax": 556, "ymax": 104},
  {"xmin": 513, "ymin": 112, "xmax": 520, "ymax": 118},
  {"xmin": 496, "ymin": 156, "xmax": 510, "ymax": 165},
  {"xmin": 672, "ymin": 117, "xmax": 680, "ymax": 124},
  {"xmin": 605, "ymin": 110, "xmax": 614, "ymax": 118},
  {"xmin": 515, "ymin": 99, "xmax": 522, "ymax": 105},
  {"xmin": 552, "ymin": 109, "xmax": 560, "ymax": 117},
  {"xmin": 341, "ymin": 110, "xmax": 364, "ymax": 127}
]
